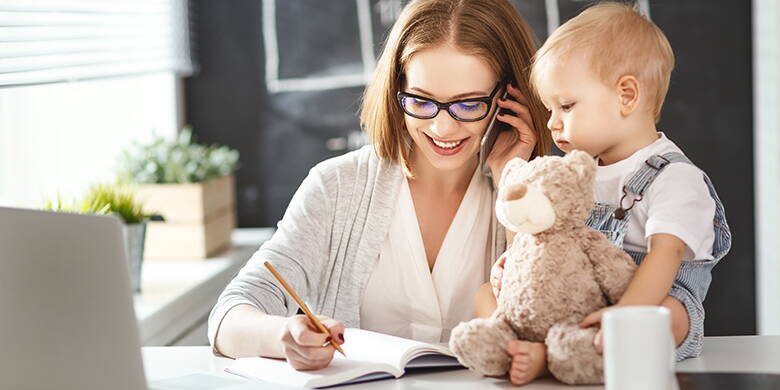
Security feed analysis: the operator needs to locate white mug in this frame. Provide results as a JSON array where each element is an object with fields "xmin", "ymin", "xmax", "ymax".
[{"xmin": 603, "ymin": 306, "xmax": 676, "ymax": 390}]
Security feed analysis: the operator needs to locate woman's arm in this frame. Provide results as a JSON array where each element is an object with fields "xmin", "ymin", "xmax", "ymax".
[
  {"xmin": 215, "ymin": 304, "xmax": 345, "ymax": 371},
  {"xmin": 208, "ymin": 162, "xmax": 338, "ymax": 366},
  {"xmin": 473, "ymin": 282, "xmax": 498, "ymax": 318},
  {"xmin": 215, "ymin": 304, "xmax": 288, "ymax": 358}
]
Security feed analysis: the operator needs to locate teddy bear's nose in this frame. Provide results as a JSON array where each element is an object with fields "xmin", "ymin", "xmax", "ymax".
[{"xmin": 504, "ymin": 183, "xmax": 528, "ymax": 201}]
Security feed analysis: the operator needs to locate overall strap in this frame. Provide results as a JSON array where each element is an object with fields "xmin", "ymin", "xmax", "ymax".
[
  {"xmin": 612, "ymin": 152, "xmax": 692, "ymax": 220},
  {"xmin": 624, "ymin": 152, "xmax": 692, "ymax": 197},
  {"xmin": 621, "ymin": 151, "xmax": 732, "ymax": 262}
]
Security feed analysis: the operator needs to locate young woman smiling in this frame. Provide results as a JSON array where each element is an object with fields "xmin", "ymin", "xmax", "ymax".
[{"xmin": 209, "ymin": 0, "xmax": 551, "ymax": 382}]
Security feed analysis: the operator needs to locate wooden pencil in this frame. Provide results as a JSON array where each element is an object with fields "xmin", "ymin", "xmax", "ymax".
[{"xmin": 263, "ymin": 261, "xmax": 346, "ymax": 357}]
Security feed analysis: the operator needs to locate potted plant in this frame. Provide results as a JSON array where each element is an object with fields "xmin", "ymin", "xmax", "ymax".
[
  {"xmin": 44, "ymin": 184, "xmax": 150, "ymax": 292},
  {"xmin": 118, "ymin": 126, "xmax": 240, "ymax": 259}
]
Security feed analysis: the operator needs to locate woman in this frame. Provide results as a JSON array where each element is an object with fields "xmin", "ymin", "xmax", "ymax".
[{"xmin": 208, "ymin": 0, "xmax": 551, "ymax": 383}]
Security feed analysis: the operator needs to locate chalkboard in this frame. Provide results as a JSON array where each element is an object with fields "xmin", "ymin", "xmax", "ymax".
[{"xmin": 185, "ymin": 0, "xmax": 754, "ymax": 336}]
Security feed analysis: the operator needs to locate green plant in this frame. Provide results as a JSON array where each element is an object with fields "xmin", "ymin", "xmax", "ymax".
[
  {"xmin": 43, "ymin": 184, "xmax": 149, "ymax": 224},
  {"xmin": 119, "ymin": 126, "xmax": 240, "ymax": 184},
  {"xmin": 43, "ymin": 194, "xmax": 110, "ymax": 216}
]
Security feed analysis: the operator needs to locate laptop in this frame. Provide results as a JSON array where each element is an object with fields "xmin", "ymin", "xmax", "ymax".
[{"xmin": 0, "ymin": 207, "xmax": 247, "ymax": 390}]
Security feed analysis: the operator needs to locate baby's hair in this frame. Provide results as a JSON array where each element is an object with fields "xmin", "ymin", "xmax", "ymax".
[{"xmin": 530, "ymin": 1, "xmax": 674, "ymax": 122}]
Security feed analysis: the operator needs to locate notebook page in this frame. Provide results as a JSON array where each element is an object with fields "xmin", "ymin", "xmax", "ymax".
[
  {"xmin": 225, "ymin": 328, "xmax": 458, "ymax": 387},
  {"xmin": 226, "ymin": 355, "xmax": 398, "ymax": 388},
  {"xmin": 341, "ymin": 328, "xmax": 453, "ymax": 369}
]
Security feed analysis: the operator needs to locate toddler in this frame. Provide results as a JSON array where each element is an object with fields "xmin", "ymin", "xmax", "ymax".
[{"xmin": 473, "ymin": 3, "xmax": 732, "ymax": 386}]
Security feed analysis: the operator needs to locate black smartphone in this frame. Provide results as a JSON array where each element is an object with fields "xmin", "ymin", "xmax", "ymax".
[{"xmin": 479, "ymin": 86, "xmax": 514, "ymax": 178}]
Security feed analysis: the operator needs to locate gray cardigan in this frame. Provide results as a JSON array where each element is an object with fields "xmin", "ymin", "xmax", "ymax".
[{"xmin": 207, "ymin": 145, "xmax": 507, "ymax": 348}]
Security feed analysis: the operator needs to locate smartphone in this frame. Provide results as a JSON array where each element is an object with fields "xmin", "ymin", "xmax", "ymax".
[{"xmin": 479, "ymin": 86, "xmax": 514, "ymax": 178}]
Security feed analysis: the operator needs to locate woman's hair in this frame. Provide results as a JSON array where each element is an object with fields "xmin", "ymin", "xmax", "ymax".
[
  {"xmin": 530, "ymin": 2, "xmax": 674, "ymax": 123},
  {"xmin": 360, "ymin": 0, "xmax": 551, "ymax": 175}
]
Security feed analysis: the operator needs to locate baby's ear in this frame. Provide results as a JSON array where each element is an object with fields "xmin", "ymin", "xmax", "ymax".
[
  {"xmin": 565, "ymin": 150, "xmax": 596, "ymax": 182},
  {"xmin": 498, "ymin": 157, "xmax": 528, "ymax": 188}
]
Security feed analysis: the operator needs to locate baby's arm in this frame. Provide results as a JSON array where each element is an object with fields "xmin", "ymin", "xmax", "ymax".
[
  {"xmin": 617, "ymin": 233, "xmax": 684, "ymax": 306},
  {"xmin": 581, "ymin": 233, "xmax": 689, "ymax": 355}
]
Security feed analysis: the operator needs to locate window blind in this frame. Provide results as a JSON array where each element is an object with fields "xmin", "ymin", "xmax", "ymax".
[{"xmin": 0, "ymin": 0, "xmax": 194, "ymax": 87}]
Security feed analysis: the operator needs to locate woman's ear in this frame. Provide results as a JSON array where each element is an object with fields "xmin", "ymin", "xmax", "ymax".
[{"xmin": 616, "ymin": 75, "xmax": 640, "ymax": 116}]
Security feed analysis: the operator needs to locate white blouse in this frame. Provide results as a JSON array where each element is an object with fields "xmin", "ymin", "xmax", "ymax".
[{"xmin": 360, "ymin": 167, "xmax": 496, "ymax": 343}]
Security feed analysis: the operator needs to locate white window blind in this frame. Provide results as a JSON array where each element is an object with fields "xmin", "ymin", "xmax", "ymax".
[{"xmin": 0, "ymin": 0, "xmax": 194, "ymax": 87}]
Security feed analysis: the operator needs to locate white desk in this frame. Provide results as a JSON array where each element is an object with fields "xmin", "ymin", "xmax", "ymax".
[
  {"xmin": 143, "ymin": 335, "xmax": 780, "ymax": 389},
  {"xmin": 134, "ymin": 228, "xmax": 273, "ymax": 346}
]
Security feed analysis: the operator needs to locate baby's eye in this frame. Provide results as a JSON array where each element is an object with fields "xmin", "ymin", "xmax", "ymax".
[{"xmin": 560, "ymin": 103, "xmax": 575, "ymax": 112}]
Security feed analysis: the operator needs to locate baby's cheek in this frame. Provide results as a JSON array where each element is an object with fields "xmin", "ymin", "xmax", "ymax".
[{"xmin": 567, "ymin": 138, "xmax": 598, "ymax": 156}]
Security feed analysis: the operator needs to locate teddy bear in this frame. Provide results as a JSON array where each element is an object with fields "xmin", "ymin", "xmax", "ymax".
[{"xmin": 449, "ymin": 150, "xmax": 637, "ymax": 385}]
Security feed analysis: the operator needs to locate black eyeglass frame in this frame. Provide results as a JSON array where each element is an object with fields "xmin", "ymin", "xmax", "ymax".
[{"xmin": 396, "ymin": 81, "xmax": 503, "ymax": 122}]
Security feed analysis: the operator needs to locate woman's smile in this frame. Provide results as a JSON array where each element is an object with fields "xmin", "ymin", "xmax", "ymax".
[{"xmin": 424, "ymin": 132, "xmax": 472, "ymax": 156}]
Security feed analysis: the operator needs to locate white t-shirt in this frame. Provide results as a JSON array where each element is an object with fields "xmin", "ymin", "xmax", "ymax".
[
  {"xmin": 360, "ymin": 167, "xmax": 495, "ymax": 343},
  {"xmin": 594, "ymin": 132, "xmax": 716, "ymax": 261}
]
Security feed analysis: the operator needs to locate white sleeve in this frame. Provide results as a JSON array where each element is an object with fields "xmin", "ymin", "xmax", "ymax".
[{"xmin": 643, "ymin": 164, "xmax": 716, "ymax": 261}]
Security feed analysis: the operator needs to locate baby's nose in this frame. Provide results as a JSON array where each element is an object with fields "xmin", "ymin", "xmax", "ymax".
[{"xmin": 547, "ymin": 115, "xmax": 563, "ymax": 132}]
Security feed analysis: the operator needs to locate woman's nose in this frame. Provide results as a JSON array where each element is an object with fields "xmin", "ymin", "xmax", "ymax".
[{"xmin": 428, "ymin": 111, "xmax": 459, "ymax": 138}]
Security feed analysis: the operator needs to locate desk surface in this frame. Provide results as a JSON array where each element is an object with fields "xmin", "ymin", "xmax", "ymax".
[{"xmin": 143, "ymin": 335, "xmax": 780, "ymax": 389}]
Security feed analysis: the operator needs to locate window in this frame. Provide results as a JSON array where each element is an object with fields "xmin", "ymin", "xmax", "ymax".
[{"xmin": 0, "ymin": 0, "xmax": 193, "ymax": 206}]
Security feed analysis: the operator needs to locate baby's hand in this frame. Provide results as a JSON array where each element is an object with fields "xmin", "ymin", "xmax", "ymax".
[
  {"xmin": 490, "ymin": 254, "xmax": 507, "ymax": 298},
  {"xmin": 579, "ymin": 306, "xmax": 611, "ymax": 328},
  {"xmin": 593, "ymin": 329, "xmax": 603, "ymax": 355},
  {"xmin": 581, "ymin": 307, "xmax": 612, "ymax": 355}
]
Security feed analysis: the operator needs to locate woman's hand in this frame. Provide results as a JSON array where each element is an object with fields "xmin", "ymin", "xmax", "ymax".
[
  {"xmin": 280, "ymin": 315, "xmax": 345, "ymax": 371},
  {"xmin": 485, "ymin": 83, "xmax": 538, "ymax": 181}
]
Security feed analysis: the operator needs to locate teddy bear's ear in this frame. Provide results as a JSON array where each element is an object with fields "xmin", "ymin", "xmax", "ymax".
[
  {"xmin": 498, "ymin": 157, "xmax": 528, "ymax": 188},
  {"xmin": 565, "ymin": 150, "xmax": 596, "ymax": 181}
]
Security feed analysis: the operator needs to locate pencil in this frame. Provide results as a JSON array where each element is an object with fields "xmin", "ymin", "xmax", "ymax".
[{"xmin": 263, "ymin": 261, "xmax": 346, "ymax": 357}]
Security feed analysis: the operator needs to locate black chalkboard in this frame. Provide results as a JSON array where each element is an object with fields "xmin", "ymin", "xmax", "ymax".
[{"xmin": 185, "ymin": 0, "xmax": 754, "ymax": 337}]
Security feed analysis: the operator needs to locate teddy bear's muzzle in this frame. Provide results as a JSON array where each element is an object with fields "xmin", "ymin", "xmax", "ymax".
[{"xmin": 497, "ymin": 183, "xmax": 556, "ymax": 235}]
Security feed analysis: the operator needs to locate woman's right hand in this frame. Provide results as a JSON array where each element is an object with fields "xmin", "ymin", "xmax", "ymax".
[{"xmin": 280, "ymin": 315, "xmax": 346, "ymax": 371}]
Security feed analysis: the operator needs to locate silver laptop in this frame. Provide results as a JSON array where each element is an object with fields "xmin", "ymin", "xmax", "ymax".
[{"xmin": 0, "ymin": 207, "xmax": 249, "ymax": 390}]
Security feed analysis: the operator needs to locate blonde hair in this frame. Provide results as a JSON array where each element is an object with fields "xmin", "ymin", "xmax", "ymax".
[
  {"xmin": 360, "ymin": 0, "xmax": 551, "ymax": 176},
  {"xmin": 530, "ymin": 2, "xmax": 675, "ymax": 122}
]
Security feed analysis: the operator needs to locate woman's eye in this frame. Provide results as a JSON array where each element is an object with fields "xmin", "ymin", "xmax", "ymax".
[
  {"xmin": 458, "ymin": 102, "xmax": 481, "ymax": 111},
  {"xmin": 411, "ymin": 98, "xmax": 431, "ymax": 107},
  {"xmin": 560, "ymin": 103, "xmax": 575, "ymax": 112}
]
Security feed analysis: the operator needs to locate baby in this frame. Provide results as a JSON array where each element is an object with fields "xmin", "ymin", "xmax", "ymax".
[{"xmin": 473, "ymin": 2, "xmax": 732, "ymax": 386}]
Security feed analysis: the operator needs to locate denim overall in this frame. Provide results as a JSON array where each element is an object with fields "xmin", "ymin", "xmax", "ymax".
[{"xmin": 585, "ymin": 152, "xmax": 732, "ymax": 361}]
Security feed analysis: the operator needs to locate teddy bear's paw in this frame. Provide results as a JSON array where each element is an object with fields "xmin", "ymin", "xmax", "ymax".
[
  {"xmin": 449, "ymin": 317, "xmax": 515, "ymax": 376},
  {"xmin": 545, "ymin": 322, "xmax": 604, "ymax": 385}
]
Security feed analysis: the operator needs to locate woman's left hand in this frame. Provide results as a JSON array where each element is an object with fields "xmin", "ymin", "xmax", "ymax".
[{"xmin": 485, "ymin": 83, "xmax": 538, "ymax": 181}]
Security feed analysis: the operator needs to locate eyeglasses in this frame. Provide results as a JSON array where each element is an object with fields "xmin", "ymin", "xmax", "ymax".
[{"xmin": 396, "ymin": 82, "xmax": 502, "ymax": 122}]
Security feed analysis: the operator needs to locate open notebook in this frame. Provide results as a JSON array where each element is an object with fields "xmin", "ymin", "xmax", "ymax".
[{"xmin": 225, "ymin": 328, "xmax": 463, "ymax": 388}]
